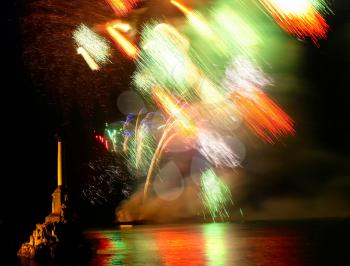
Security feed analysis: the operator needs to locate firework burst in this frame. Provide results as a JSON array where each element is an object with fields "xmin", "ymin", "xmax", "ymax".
[
  {"xmin": 200, "ymin": 168, "xmax": 233, "ymax": 221},
  {"xmin": 258, "ymin": 0, "xmax": 332, "ymax": 45},
  {"xmin": 197, "ymin": 129, "xmax": 240, "ymax": 168},
  {"xmin": 125, "ymin": 120, "xmax": 157, "ymax": 176},
  {"xmin": 82, "ymin": 153, "xmax": 132, "ymax": 205},
  {"xmin": 133, "ymin": 22, "xmax": 198, "ymax": 99},
  {"xmin": 143, "ymin": 119, "xmax": 178, "ymax": 198},
  {"xmin": 58, "ymin": 0, "xmax": 301, "ymax": 220},
  {"xmin": 73, "ymin": 24, "xmax": 112, "ymax": 65},
  {"xmin": 224, "ymin": 56, "xmax": 295, "ymax": 143},
  {"xmin": 232, "ymin": 88, "xmax": 295, "ymax": 143},
  {"xmin": 105, "ymin": 122, "xmax": 125, "ymax": 152}
]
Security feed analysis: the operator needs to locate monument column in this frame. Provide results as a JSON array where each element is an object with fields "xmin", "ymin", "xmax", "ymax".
[
  {"xmin": 57, "ymin": 140, "xmax": 62, "ymax": 187},
  {"xmin": 50, "ymin": 138, "xmax": 63, "ymax": 217}
]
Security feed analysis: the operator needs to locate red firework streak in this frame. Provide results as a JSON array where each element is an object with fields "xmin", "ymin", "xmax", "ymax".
[
  {"xmin": 258, "ymin": 0, "xmax": 330, "ymax": 46},
  {"xmin": 95, "ymin": 135, "xmax": 109, "ymax": 150},
  {"xmin": 106, "ymin": 0, "xmax": 141, "ymax": 17},
  {"xmin": 232, "ymin": 87, "xmax": 295, "ymax": 143}
]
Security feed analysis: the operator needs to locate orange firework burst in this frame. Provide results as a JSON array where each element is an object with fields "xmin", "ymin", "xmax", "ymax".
[
  {"xmin": 232, "ymin": 88, "xmax": 295, "ymax": 143},
  {"xmin": 106, "ymin": 0, "xmax": 141, "ymax": 17},
  {"xmin": 258, "ymin": 0, "xmax": 330, "ymax": 45}
]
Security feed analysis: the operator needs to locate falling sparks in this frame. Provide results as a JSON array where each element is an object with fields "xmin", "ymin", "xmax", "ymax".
[
  {"xmin": 197, "ymin": 129, "xmax": 240, "ymax": 168},
  {"xmin": 73, "ymin": 24, "xmax": 111, "ymax": 65},
  {"xmin": 233, "ymin": 88, "xmax": 295, "ymax": 143},
  {"xmin": 224, "ymin": 56, "xmax": 295, "ymax": 143},
  {"xmin": 258, "ymin": 0, "xmax": 332, "ymax": 45},
  {"xmin": 125, "ymin": 121, "xmax": 157, "ymax": 176},
  {"xmin": 200, "ymin": 168, "xmax": 233, "ymax": 221},
  {"xmin": 144, "ymin": 120, "xmax": 178, "ymax": 198},
  {"xmin": 82, "ymin": 154, "xmax": 132, "ymax": 205},
  {"xmin": 223, "ymin": 56, "xmax": 272, "ymax": 93}
]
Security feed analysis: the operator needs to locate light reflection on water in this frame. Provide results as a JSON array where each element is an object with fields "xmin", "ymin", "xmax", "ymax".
[{"xmin": 85, "ymin": 223, "xmax": 307, "ymax": 266}]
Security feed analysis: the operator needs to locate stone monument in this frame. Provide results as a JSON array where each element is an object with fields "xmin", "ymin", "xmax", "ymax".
[{"xmin": 17, "ymin": 138, "xmax": 75, "ymax": 260}]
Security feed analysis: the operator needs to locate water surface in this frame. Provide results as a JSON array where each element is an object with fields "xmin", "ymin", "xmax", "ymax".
[{"xmin": 85, "ymin": 221, "xmax": 350, "ymax": 266}]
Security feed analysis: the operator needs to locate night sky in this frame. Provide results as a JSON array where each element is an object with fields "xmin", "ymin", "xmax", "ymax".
[{"xmin": 1, "ymin": 0, "xmax": 350, "ymax": 254}]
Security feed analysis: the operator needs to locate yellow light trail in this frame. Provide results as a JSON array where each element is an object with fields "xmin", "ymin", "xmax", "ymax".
[
  {"xmin": 143, "ymin": 120, "xmax": 177, "ymax": 198},
  {"xmin": 170, "ymin": 0, "xmax": 212, "ymax": 35},
  {"xmin": 112, "ymin": 22, "xmax": 132, "ymax": 33},
  {"xmin": 267, "ymin": 0, "xmax": 312, "ymax": 15},
  {"xmin": 106, "ymin": 0, "xmax": 135, "ymax": 16},
  {"xmin": 77, "ymin": 47, "xmax": 100, "ymax": 71},
  {"xmin": 106, "ymin": 26, "xmax": 139, "ymax": 58},
  {"xmin": 152, "ymin": 87, "xmax": 196, "ymax": 134}
]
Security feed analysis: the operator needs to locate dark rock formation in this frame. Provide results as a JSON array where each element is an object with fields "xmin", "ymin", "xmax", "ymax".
[{"xmin": 17, "ymin": 185, "xmax": 84, "ymax": 261}]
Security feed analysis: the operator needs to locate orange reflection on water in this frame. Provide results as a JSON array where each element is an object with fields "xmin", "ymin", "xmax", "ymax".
[
  {"xmin": 153, "ymin": 226, "xmax": 205, "ymax": 266},
  {"xmin": 86, "ymin": 224, "xmax": 308, "ymax": 266}
]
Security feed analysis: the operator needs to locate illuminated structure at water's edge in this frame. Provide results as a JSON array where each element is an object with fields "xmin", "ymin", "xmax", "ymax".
[{"xmin": 17, "ymin": 138, "xmax": 77, "ymax": 260}]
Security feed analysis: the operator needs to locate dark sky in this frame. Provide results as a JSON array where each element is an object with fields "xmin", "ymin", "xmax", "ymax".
[{"xmin": 1, "ymin": 0, "xmax": 350, "ymax": 240}]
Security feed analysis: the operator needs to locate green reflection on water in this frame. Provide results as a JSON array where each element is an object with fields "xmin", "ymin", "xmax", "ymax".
[
  {"xmin": 204, "ymin": 224, "xmax": 229, "ymax": 266},
  {"xmin": 108, "ymin": 253, "xmax": 125, "ymax": 266},
  {"xmin": 110, "ymin": 232, "xmax": 128, "ymax": 251},
  {"xmin": 103, "ymin": 232, "xmax": 128, "ymax": 265}
]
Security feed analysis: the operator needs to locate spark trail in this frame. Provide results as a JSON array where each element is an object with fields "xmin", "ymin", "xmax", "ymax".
[
  {"xmin": 77, "ymin": 47, "xmax": 100, "ymax": 71},
  {"xmin": 106, "ymin": 25, "xmax": 139, "ymax": 58},
  {"xmin": 106, "ymin": 0, "xmax": 141, "ymax": 17},
  {"xmin": 200, "ymin": 168, "xmax": 233, "ymax": 221},
  {"xmin": 197, "ymin": 129, "xmax": 240, "ymax": 168},
  {"xmin": 133, "ymin": 23, "xmax": 198, "ymax": 99},
  {"xmin": 73, "ymin": 24, "xmax": 111, "ymax": 65},
  {"xmin": 170, "ymin": 0, "xmax": 212, "ymax": 36},
  {"xmin": 152, "ymin": 86, "xmax": 196, "ymax": 135},
  {"xmin": 224, "ymin": 56, "xmax": 295, "ymax": 143},
  {"xmin": 258, "ymin": 0, "xmax": 332, "ymax": 45},
  {"xmin": 143, "ymin": 120, "xmax": 178, "ymax": 198}
]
